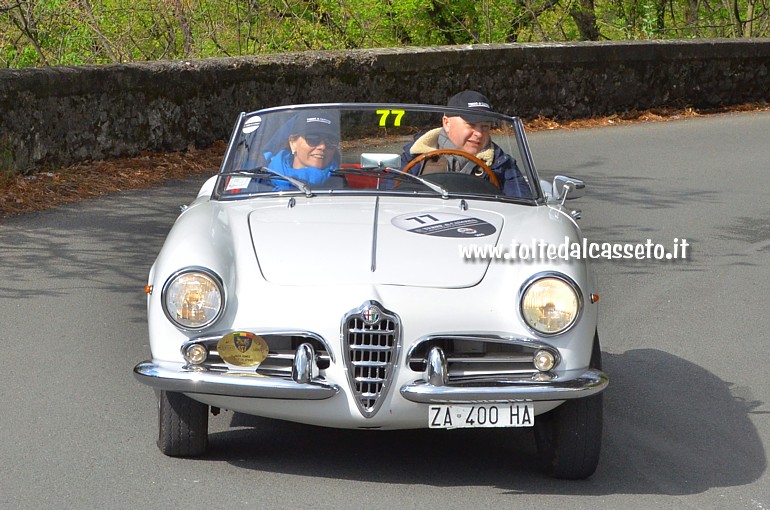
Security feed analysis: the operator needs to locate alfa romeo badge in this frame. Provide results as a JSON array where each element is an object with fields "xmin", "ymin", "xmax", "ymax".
[{"xmin": 361, "ymin": 304, "xmax": 381, "ymax": 324}]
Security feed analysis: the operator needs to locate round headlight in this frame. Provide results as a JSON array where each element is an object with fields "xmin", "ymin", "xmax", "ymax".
[
  {"xmin": 520, "ymin": 275, "xmax": 581, "ymax": 335},
  {"xmin": 162, "ymin": 269, "xmax": 224, "ymax": 330}
]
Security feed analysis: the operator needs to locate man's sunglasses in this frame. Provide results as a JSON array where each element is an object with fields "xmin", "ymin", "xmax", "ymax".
[{"xmin": 303, "ymin": 134, "xmax": 339, "ymax": 147}]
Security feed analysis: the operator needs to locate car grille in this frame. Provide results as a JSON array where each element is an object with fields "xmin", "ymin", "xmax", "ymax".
[
  {"xmin": 406, "ymin": 336, "xmax": 553, "ymax": 381},
  {"xmin": 343, "ymin": 302, "xmax": 400, "ymax": 418}
]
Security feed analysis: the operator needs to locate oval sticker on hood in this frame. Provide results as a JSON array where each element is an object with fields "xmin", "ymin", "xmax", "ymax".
[{"xmin": 391, "ymin": 212, "xmax": 497, "ymax": 238}]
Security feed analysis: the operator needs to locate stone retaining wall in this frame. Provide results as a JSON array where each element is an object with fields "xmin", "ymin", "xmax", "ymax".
[{"xmin": 1, "ymin": 39, "xmax": 768, "ymax": 173}]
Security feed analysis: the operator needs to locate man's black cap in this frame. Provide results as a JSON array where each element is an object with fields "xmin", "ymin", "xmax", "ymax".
[{"xmin": 446, "ymin": 90, "xmax": 493, "ymax": 123}]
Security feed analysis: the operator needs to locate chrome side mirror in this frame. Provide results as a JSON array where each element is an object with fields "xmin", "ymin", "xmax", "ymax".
[{"xmin": 553, "ymin": 175, "xmax": 585, "ymax": 204}]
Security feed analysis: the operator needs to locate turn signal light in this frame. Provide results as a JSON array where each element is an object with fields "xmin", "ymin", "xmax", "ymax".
[
  {"xmin": 184, "ymin": 344, "xmax": 208, "ymax": 365},
  {"xmin": 533, "ymin": 349, "xmax": 556, "ymax": 372}
]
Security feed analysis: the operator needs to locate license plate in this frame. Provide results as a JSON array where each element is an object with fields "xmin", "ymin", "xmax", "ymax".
[{"xmin": 428, "ymin": 403, "xmax": 534, "ymax": 429}]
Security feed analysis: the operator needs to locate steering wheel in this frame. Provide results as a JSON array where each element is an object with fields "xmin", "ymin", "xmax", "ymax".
[{"xmin": 401, "ymin": 149, "xmax": 500, "ymax": 189}]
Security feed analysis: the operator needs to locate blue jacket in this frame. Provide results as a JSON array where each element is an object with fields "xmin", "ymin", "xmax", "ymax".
[{"xmin": 263, "ymin": 149, "xmax": 343, "ymax": 191}]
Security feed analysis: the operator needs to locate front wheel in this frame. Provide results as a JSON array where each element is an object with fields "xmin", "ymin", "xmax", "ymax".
[
  {"xmin": 534, "ymin": 332, "xmax": 603, "ymax": 479},
  {"xmin": 157, "ymin": 390, "xmax": 209, "ymax": 456}
]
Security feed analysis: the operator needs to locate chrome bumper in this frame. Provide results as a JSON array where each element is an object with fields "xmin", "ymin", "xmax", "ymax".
[
  {"xmin": 400, "ymin": 368, "xmax": 608, "ymax": 404},
  {"xmin": 133, "ymin": 361, "xmax": 340, "ymax": 400}
]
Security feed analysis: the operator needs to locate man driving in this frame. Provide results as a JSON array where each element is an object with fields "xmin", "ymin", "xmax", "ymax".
[{"xmin": 400, "ymin": 90, "xmax": 531, "ymax": 198}]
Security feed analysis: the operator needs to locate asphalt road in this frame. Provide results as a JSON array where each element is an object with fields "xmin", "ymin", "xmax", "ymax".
[{"xmin": 2, "ymin": 111, "xmax": 769, "ymax": 509}]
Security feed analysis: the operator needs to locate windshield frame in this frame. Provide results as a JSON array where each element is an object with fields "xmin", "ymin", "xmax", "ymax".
[{"xmin": 213, "ymin": 103, "xmax": 545, "ymax": 204}]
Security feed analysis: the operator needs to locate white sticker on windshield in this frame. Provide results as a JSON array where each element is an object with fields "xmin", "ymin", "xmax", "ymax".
[
  {"xmin": 391, "ymin": 212, "xmax": 496, "ymax": 238},
  {"xmin": 225, "ymin": 176, "xmax": 252, "ymax": 191},
  {"xmin": 242, "ymin": 116, "xmax": 261, "ymax": 134}
]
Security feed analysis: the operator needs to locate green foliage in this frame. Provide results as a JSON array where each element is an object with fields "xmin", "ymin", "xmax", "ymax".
[{"xmin": 0, "ymin": 0, "xmax": 768, "ymax": 68}]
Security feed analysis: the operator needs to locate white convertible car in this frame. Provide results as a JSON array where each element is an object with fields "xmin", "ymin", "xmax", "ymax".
[{"xmin": 134, "ymin": 103, "xmax": 608, "ymax": 479}]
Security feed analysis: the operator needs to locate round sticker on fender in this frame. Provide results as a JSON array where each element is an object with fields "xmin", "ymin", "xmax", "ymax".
[
  {"xmin": 217, "ymin": 331, "xmax": 269, "ymax": 367},
  {"xmin": 391, "ymin": 212, "xmax": 497, "ymax": 238}
]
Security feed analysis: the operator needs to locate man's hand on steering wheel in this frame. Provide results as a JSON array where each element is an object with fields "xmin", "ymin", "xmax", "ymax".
[{"xmin": 400, "ymin": 149, "xmax": 500, "ymax": 189}]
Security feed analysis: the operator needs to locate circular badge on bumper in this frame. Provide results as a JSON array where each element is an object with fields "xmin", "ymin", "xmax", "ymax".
[{"xmin": 217, "ymin": 331, "xmax": 269, "ymax": 367}]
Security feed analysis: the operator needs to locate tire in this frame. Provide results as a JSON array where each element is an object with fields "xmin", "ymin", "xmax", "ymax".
[
  {"xmin": 534, "ymin": 332, "xmax": 603, "ymax": 479},
  {"xmin": 157, "ymin": 390, "xmax": 209, "ymax": 457}
]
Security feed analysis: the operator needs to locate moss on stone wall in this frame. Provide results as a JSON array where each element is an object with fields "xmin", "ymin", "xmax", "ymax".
[{"xmin": 0, "ymin": 138, "xmax": 15, "ymax": 175}]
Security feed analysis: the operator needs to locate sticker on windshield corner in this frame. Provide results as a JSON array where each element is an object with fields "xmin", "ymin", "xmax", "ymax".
[
  {"xmin": 391, "ymin": 212, "xmax": 497, "ymax": 238},
  {"xmin": 242, "ymin": 116, "xmax": 262, "ymax": 134},
  {"xmin": 226, "ymin": 176, "xmax": 251, "ymax": 191}
]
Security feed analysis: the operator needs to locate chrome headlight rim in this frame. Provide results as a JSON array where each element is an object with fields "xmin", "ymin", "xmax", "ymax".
[
  {"xmin": 519, "ymin": 271, "xmax": 583, "ymax": 337},
  {"xmin": 161, "ymin": 267, "xmax": 225, "ymax": 332}
]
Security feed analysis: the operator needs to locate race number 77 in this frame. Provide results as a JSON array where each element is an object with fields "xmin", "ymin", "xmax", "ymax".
[{"xmin": 376, "ymin": 109, "xmax": 405, "ymax": 127}]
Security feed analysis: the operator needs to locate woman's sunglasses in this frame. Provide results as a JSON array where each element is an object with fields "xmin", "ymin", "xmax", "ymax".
[{"xmin": 302, "ymin": 134, "xmax": 339, "ymax": 148}]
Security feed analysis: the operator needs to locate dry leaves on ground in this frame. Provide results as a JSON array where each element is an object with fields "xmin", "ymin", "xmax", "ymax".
[{"xmin": 0, "ymin": 141, "xmax": 225, "ymax": 218}]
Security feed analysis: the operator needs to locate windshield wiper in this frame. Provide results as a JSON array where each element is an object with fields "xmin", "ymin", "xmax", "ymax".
[
  {"xmin": 223, "ymin": 167, "xmax": 313, "ymax": 197},
  {"xmin": 382, "ymin": 167, "xmax": 449, "ymax": 198}
]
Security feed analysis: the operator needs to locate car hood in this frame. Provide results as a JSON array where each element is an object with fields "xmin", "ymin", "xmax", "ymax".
[{"xmin": 247, "ymin": 196, "xmax": 561, "ymax": 288}]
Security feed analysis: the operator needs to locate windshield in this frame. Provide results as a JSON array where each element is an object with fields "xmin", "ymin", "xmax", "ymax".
[{"xmin": 214, "ymin": 104, "xmax": 541, "ymax": 202}]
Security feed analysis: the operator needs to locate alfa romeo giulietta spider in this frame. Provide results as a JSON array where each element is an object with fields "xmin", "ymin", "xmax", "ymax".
[{"xmin": 134, "ymin": 102, "xmax": 608, "ymax": 479}]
